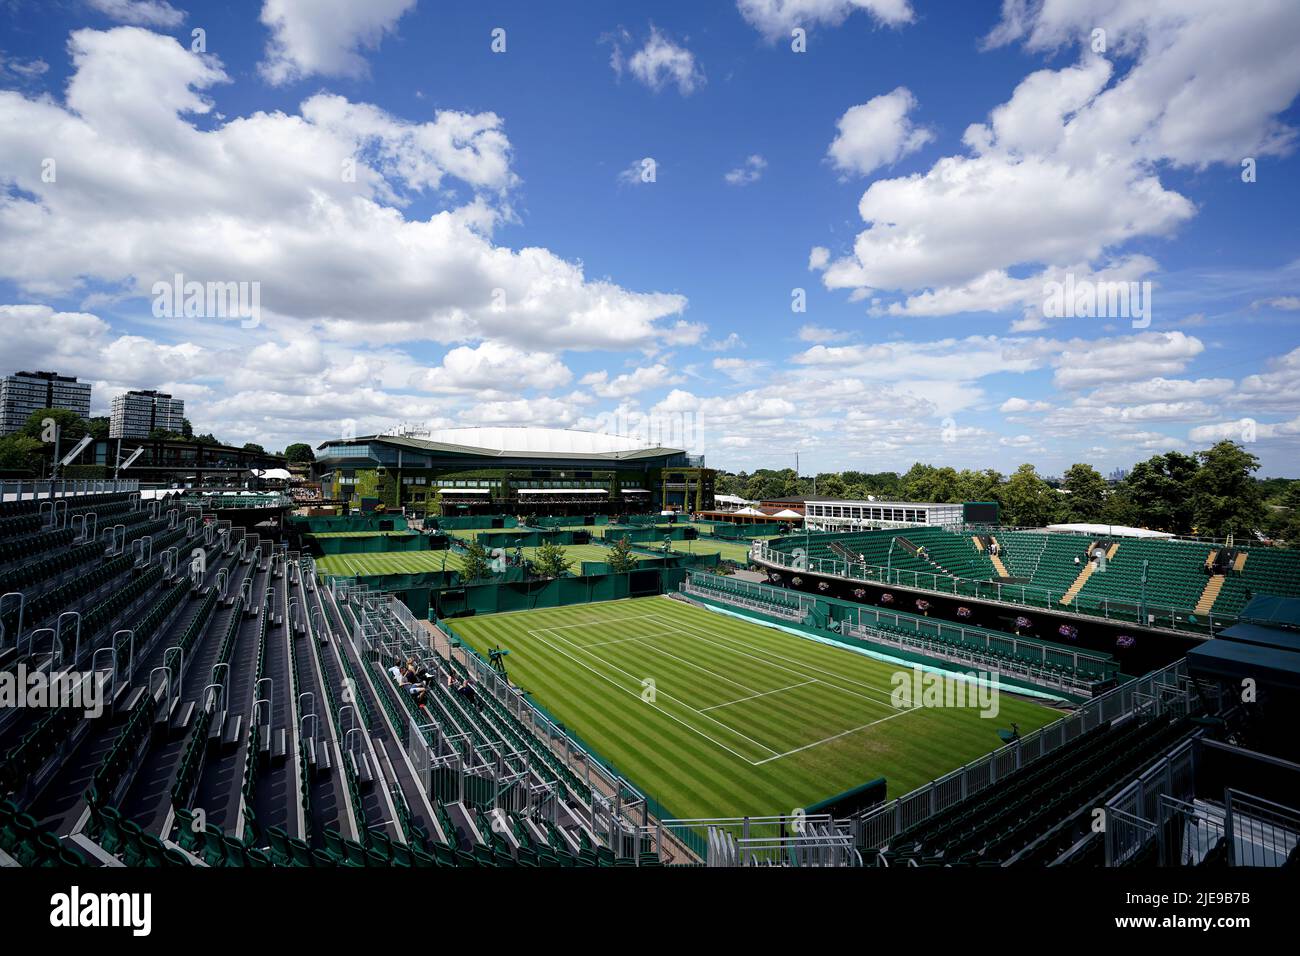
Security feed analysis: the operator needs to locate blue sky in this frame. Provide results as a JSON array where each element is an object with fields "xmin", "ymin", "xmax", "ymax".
[{"xmin": 1, "ymin": 0, "xmax": 1299, "ymax": 476}]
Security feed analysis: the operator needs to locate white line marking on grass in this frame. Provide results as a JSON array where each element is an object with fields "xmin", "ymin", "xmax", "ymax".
[
  {"xmin": 526, "ymin": 614, "xmax": 663, "ymax": 635},
  {"xmin": 536, "ymin": 628, "xmax": 782, "ymax": 756},
  {"xmin": 578, "ymin": 630, "xmax": 690, "ymax": 647},
  {"xmin": 753, "ymin": 707, "xmax": 921, "ymax": 765},
  {"xmin": 699, "ymin": 679, "xmax": 819, "ymax": 712},
  {"xmin": 529, "ymin": 632, "xmax": 777, "ymax": 763},
  {"xmin": 644, "ymin": 612, "xmax": 898, "ymax": 709},
  {"xmin": 629, "ymin": 637, "xmax": 763, "ymax": 695}
]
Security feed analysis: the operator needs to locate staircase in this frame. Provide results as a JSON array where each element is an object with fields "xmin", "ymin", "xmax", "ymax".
[
  {"xmin": 973, "ymin": 535, "xmax": 1009, "ymax": 577},
  {"xmin": 1061, "ymin": 561, "xmax": 1096, "ymax": 606},
  {"xmin": 1234, "ymin": 552, "xmax": 1249, "ymax": 572},
  {"xmin": 1196, "ymin": 575, "xmax": 1226, "ymax": 615}
]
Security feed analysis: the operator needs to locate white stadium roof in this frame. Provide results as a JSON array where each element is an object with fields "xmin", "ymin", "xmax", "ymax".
[
  {"xmin": 1047, "ymin": 523, "xmax": 1175, "ymax": 539},
  {"xmin": 333, "ymin": 426, "xmax": 685, "ymax": 461},
  {"xmin": 399, "ymin": 427, "xmax": 664, "ymax": 456}
]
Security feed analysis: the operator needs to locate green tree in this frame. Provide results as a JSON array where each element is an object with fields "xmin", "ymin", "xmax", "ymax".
[
  {"xmin": 1123, "ymin": 451, "xmax": 1199, "ymax": 534},
  {"xmin": 460, "ymin": 540, "xmax": 495, "ymax": 582},
  {"xmin": 1189, "ymin": 441, "xmax": 1266, "ymax": 538},
  {"xmin": 1001, "ymin": 463, "xmax": 1062, "ymax": 527},
  {"xmin": 1062, "ymin": 463, "xmax": 1108, "ymax": 522},
  {"xmin": 532, "ymin": 540, "xmax": 573, "ymax": 579},
  {"xmin": 607, "ymin": 536, "xmax": 638, "ymax": 573},
  {"xmin": 1270, "ymin": 481, "xmax": 1300, "ymax": 547},
  {"xmin": 242, "ymin": 442, "xmax": 267, "ymax": 455},
  {"xmin": 955, "ymin": 468, "xmax": 1004, "ymax": 505},
  {"xmin": 284, "ymin": 442, "xmax": 315, "ymax": 463},
  {"xmin": 21, "ymin": 407, "xmax": 89, "ymax": 444},
  {"xmin": 86, "ymin": 416, "xmax": 111, "ymax": 440},
  {"xmin": 0, "ymin": 433, "xmax": 43, "ymax": 471}
]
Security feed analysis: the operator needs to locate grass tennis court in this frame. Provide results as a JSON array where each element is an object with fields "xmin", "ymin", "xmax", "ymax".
[
  {"xmin": 314, "ymin": 543, "xmax": 634, "ymax": 577},
  {"xmin": 307, "ymin": 530, "xmax": 419, "ymax": 538},
  {"xmin": 449, "ymin": 597, "xmax": 1062, "ymax": 821},
  {"xmin": 316, "ymin": 549, "xmax": 469, "ymax": 577}
]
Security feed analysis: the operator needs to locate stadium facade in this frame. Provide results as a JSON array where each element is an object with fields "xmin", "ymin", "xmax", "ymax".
[{"xmin": 314, "ymin": 426, "xmax": 715, "ymax": 516}]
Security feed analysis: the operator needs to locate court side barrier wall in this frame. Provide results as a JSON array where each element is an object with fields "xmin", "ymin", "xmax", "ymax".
[
  {"xmin": 529, "ymin": 514, "xmax": 612, "ymax": 528},
  {"xmin": 473, "ymin": 529, "xmax": 591, "ymax": 548},
  {"xmin": 613, "ymin": 525, "xmax": 699, "ymax": 544},
  {"xmin": 688, "ymin": 596, "xmax": 1075, "ymax": 704},
  {"xmin": 306, "ymin": 531, "xmax": 440, "ymax": 556},
  {"xmin": 288, "ymin": 513, "xmax": 409, "ymax": 533},
  {"xmin": 435, "ymin": 567, "xmax": 690, "ymax": 617},
  {"xmin": 432, "ymin": 514, "xmax": 519, "ymax": 530},
  {"xmin": 699, "ymin": 522, "xmax": 776, "ymax": 540}
]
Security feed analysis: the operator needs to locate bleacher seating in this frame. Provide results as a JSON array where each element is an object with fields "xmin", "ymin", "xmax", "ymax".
[{"xmin": 762, "ymin": 526, "xmax": 1300, "ymax": 629}]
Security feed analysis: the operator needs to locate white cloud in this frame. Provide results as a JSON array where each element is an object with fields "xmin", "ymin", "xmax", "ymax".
[
  {"xmin": 1000, "ymin": 397, "xmax": 1051, "ymax": 413},
  {"xmin": 0, "ymin": 28, "xmax": 689, "ymax": 353},
  {"xmin": 411, "ymin": 341, "xmax": 572, "ymax": 394},
  {"xmin": 818, "ymin": 2, "xmax": 1300, "ymax": 321},
  {"xmin": 581, "ymin": 364, "xmax": 684, "ymax": 398},
  {"xmin": 703, "ymin": 332, "xmax": 744, "ymax": 352},
  {"xmin": 616, "ymin": 27, "xmax": 704, "ymax": 96},
  {"xmin": 1046, "ymin": 332, "xmax": 1204, "ymax": 390},
  {"xmin": 1251, "ymin": 296, "xmax": 1300, "ymax": 311},
  {"xmin": 797, "ymin": 323, "xmax": 851, "ymax": 343},
  {"xmin": 87, "ymin": 0, "xmax": 185, "ymax": 27},
  {"xmin": 827, "ymin": 87, "xmax": 933, "ymax": 177},
  {"xmin": 259, "ymin": 0, "xmax": 417, "ymax": 85},
  {"xmin": 724, "ymin": 155, "xmax": 767, "ymax": 186},
  {"xmin": 737, "ymin": 0, "xmax": 914, "ymax": 41}
]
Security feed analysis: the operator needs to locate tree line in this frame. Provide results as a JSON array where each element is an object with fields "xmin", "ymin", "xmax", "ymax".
[{"xmin": 716, "ymin": 440, "xmax": 1298, "ymax": 543}]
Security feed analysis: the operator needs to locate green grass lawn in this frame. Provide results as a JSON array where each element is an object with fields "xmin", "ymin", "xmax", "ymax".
[
  {"xmin": 314, "ymin": 542, "xmax": 628, "ymax": 577},
  {"xmin": 307, "ymin": 530, "xmax": 417, "ymax": 538},
  {"xmin": 449, "ymin": 597, "xmax": 1062, "ymax": 820},
  {"xmin": 315, "ymin": 549, "xmax": 468, "ymax": 576}
]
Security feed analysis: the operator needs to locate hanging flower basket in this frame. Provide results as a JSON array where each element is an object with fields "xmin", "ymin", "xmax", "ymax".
[
  {"xmin": 915, "ymin": 599, "xmax": 930, "ymax": 612},
  {"xmin": 1014, "ymin": 616, "xmax": 1031, "ymax": 630},
  {"xmin": 955, "ymin": 606, "xmax": 972, "ymax": 618},
  {"xmin": 1116, "ymin": 634, "xmax": 1136, "ymax": 649},
  {"xmin": 880, "ymin": 593, "xmax": 894, "ymax": 604},
  {"xmin": 791, "ymin": 576, "xmax": 802, "ymax": 587},
  {"xmin": 817, "ymin": 581, "xmax": 830, "ymax": 592},
  {"xmin": 853, "ymin": 588, "xmax": 867, "ymax": 599},
  {"xmin": 1058, "ymin": 624, "xmax": 1078, "ymax": 640}
]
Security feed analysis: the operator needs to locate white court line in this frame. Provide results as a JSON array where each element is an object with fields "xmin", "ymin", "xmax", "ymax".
[
  {"xmin": 625, "ymin": 635, "xmax": 763, "ymax": 695},
  {"xmin": 753, "ymin": 707, "xmax": 920, "ymax": 765},
  {"xmin": 529, "ymin": 631, "xmax": 776, "ymax": 764},
  {"xmin": 577, "ymin": 630, "xmax": 692, "ymax": 648},
  {"xmin": 700, "ymin": 679, "xmax": 819, "ymax": 712},
  {"xmin": 644, "ymin": 612, "xmax": 898, "ymax": 709},
  {"xmin": 537, "ymin": 626, "xmax": 782, "ymax": 758},
  {"xmin": 526, "ymin": 614, "xmax": 663, "ymax": 635}
]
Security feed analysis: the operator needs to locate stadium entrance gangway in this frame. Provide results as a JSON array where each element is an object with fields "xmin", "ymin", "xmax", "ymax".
[{"xmin": 641, "ymin": 813, "xmax": 862, "ymax": 867}]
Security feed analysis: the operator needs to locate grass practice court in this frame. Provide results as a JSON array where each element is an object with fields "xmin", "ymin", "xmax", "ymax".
[
  {"xmin": 450, "ymin": 597, "xmax": 1061, "ymax": 820},
  {"xmin": 315, "ymin": 544, "xmax": 637, "ymax": 577}
]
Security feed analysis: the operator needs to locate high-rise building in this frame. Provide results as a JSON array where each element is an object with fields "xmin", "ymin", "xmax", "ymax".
[
  {"xmin": 110, "ymin": 389, "xmax": 186, "ymax": 439},
  {"xmin": 0, "ymin": 370, "xmax": 92, "ymax": 435}
]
